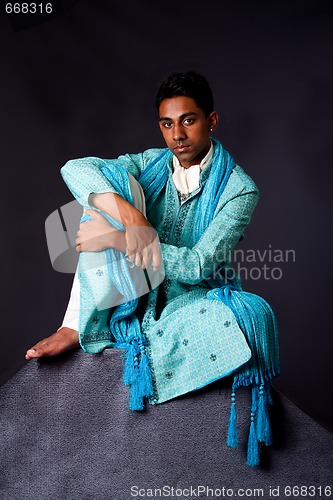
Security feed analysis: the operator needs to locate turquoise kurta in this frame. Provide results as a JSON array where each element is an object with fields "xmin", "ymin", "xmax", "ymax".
[{"xmin": 61, "ymin": 144, "xmax": 260, "ymax": 403}]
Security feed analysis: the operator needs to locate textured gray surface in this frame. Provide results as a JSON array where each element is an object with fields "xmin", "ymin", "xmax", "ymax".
[{"xmin": 1, "ymin": 349, "xmax": 333, "ymax": 500}]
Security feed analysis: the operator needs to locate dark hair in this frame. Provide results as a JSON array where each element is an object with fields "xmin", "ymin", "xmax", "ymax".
[{"xmin": 155, "ymin": 71, "xmax": 214, "ymax": 117}]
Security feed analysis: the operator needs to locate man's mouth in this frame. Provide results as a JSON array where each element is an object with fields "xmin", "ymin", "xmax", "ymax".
[{"xmin": 174, "ymin": 144, "xmax": 189, "ymax": 152}]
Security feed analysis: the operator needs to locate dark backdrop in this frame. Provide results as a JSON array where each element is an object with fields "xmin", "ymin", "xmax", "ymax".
[{"xmin": 1, "ymin": 0, "xmax": 332, "ymax": 431}]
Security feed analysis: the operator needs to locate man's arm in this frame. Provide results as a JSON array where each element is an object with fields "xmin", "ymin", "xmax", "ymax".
[
  {"xmin": 62, "ymin": 155, "xmax": 162, "ymax": 270},
  {"xmin": 62, "ymin": 156, "xmax": 258, "ymax": 283},
  {"xmin": 88, "ymin": 193, "xmax": 161, "ymax": 270},
  {"xmin": 60, "ymin": 153, "xmax": 145, "ymax": 207}
]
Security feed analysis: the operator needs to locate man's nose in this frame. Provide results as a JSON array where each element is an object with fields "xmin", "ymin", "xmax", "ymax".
[{"xmin": 173, "ymin": 123, "xmax": 186, "ymax": 141}]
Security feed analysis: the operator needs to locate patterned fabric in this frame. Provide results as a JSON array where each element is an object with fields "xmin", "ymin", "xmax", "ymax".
[
  {"xmin": 60, "ymin": 140, "xmax": 261, "ymax": 401},
  {"xmin": 60, "ymin": 139, "xmax": 279, "ymax": 466},
  {"xmin": 142, "ymin": 289, "xmax": 251, "ymax": 404}
]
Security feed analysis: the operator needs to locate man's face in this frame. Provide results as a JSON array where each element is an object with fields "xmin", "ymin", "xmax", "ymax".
[{"xmin": 158, "ymin": 96, "xmax": 218, "ymax": 169}]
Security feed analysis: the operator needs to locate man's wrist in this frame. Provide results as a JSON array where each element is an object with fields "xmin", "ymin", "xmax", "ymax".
[
  {"xmin": 121, "ymin": 207, "xmax": 148, "ymax": 227},
  {"xmin": 109, "ymin": 230, "xmax": 127, "ymax": 253}
]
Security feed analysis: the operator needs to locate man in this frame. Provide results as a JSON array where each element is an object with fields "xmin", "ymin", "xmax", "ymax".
[
  {"xmin": 26, "ymin": 71, "xmax": 259, "ymax": 362},
  {"xmin": 25, "ymin": 71, "xmax": 279, "ymax": 466}
]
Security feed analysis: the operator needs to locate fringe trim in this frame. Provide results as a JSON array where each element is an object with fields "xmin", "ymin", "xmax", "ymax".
[
  {"xmin": 117, "ymin": 338, "xmax": 154, "ymax": 411},
  {"xmin": 247, "ymin": 387, "xmax": 260, "ymax": 466},
  {"xmin": 227, "ymin": 388, "xmax": 238, "ymax": 448}
]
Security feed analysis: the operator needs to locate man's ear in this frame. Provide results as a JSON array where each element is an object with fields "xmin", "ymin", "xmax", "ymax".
[{"xmin": 207, "ymin": 111, "xmax": 218, "ymax": 132}]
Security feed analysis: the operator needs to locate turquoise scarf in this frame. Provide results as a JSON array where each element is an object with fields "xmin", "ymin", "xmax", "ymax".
[
  {"xmin": 79, "ymin": 162, "xmax": 153, "ymax": 411},
  {"xmin": 140, "ymin": 138, "xmax": 280, "ymax": 465},
  {"xmin": 77, "ymin": 138, "xmax": 280, "ymax": 466}
]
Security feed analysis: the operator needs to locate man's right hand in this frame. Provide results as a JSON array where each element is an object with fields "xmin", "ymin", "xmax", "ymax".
[{"xmin": 125, "ymin": 223, "xmax": 162, "ymax": 271}]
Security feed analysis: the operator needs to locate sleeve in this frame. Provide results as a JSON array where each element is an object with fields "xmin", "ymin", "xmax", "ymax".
[
  {"xmin": 60, "ymin": 153, "xmax": 145, "ymax": 207},
  {"xmin": 160, "ymin": 187, "xmax": 259, "ymax": 285}
]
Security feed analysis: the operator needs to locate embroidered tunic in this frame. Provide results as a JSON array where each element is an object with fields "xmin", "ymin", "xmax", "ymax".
[{"xmin": 60, "ymin": 144, "xmax": 260, "ymax": 403}]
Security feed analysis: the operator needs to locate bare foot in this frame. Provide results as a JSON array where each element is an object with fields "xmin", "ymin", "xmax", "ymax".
[{"xmin": 25, "ymin": 327, "xmax": 80, "ymax": 360}]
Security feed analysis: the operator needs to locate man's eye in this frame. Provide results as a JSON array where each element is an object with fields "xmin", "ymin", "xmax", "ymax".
[
  {"xmin": 184, "ymin": 118, "xmax": 193, "ymax": 125},
  {"xmin": 163, "ymin": 122, "xmax": 172, "ymax": 128}
]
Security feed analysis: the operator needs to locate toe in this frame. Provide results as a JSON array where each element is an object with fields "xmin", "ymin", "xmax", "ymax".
[{"xmin": 25, "ymin": 348, "xmax": 38, "ymax": 360}]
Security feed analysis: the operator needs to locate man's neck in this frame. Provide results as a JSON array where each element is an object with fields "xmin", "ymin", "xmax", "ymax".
[{"xmin": 173, "ymin": 141, "xmax": 213, "ymax": 171}]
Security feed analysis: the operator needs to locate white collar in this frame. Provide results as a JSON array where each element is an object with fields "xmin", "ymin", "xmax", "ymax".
[{"xmin": 171, "ymin": 141, "xmax": 214, "ymax": 200}]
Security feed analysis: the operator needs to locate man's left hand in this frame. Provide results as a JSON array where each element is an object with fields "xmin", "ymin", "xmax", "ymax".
[{"xmin": 76, "ymin": 209, "xmax": 126, "ymax": 253}]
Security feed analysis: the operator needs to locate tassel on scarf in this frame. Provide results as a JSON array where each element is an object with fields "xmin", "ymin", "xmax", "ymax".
[
  {"xmin": 256, "ymin": 384, "xmax": 273, "ymax": 446},
  {"xmin": 139, "ymin": 348, "xmax": 154, "ymax": 398},
  {"xmin": 227, "ymin": 390, "xmax": 238, "ymax": 448},
  {"xmin": 207, "ymin": 282, "xmax": 279, "ymax": 466},
  {"xmin": 129, "ymin": 369, "xmax": 144, "ymax": 411},
  {"xmin": 127, "ymin": 348, "xmax": 144, "ymax": 411},
  {"xmin": 122, "ymin": 340, "xmax": 154, "ymax": 411},
  {"xmin": 247, "ymin": 387, "xmax": 260, "ymax": 467},
  {"xmin": 247, "ymin": 417, "xmax": 260, "ymax": 467},
  {"xmin": 123, "ymin": 342, "xmax": 138, "ymax": 386}
]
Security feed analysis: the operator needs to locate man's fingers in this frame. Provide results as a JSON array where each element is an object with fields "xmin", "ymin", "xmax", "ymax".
[
  {"xmin": 124, "ymin": 226, "xmax": 161, "ymax": 270},
  {"xmin": 140, "ymin": 244, "xmax": 161, "ymax": 271},
  {"xmin": 152, "ymin": 246, "xmax": 162, "ymax": 271},
  {"xmin": 134, "ymin": 252, "xmax": 143, "ymax": 268},
  {"xmin": 146, "ymin": 238, "xmax": 162, "ymax": 271},
  {"xmin": 141, "ymin": 247, "xmax": 152, "ymax": 270}
]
